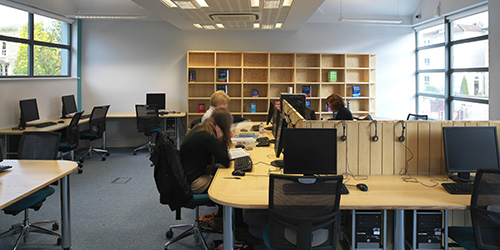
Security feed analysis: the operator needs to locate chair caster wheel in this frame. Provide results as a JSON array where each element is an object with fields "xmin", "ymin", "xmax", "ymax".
[
  {"xmin": 166, "ymin": 230, "xmax": 173, "ymax": 239},
  {"xmin": 133, "ymin": 151, "xmax": 137, "ymax": 155},
  {"xmin": 57, "ymin": 237, "xmax": 62, "ymax": 245},
  {"xmin": 106, "ymin": 152, "xmax": 110, "ymax": 156},
  {"xmin": 78, "ymin": 169, "xmax": 83, "ymax": 174},
  {"xmin": 52, "ymin": 222, "xmax": 59, "ymax": 231},
  {"xmin": 79, "ymin": 159, "xmax": 84, "ymax": 163},
  {"xmin": 101, "ymin": 157, "xmax": 106, "ymax": 161}
]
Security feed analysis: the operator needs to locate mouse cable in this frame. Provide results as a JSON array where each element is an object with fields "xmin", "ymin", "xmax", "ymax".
[
  {"xmin": 341, "ymin": 139, "xmax": 368, "ymax": 181},
  {"xmin": 398, "ymin": 141, "xmax": 439, "ymax": 188}
]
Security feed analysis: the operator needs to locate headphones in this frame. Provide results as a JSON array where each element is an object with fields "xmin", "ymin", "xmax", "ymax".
[
  {"xmin": 399, "ymin": 120, "xmax": 406, "ymax": 142},
  {"xmin": 340, "ymin": 120, "xmax": 347, "ymax": 141},
  {"xmin": 372, "ymin": 120, "xmax": 379, "ymax": 142}
]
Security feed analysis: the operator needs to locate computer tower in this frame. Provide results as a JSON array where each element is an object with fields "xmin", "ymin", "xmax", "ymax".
[
  {"xmin": 405, "ymin": 210, "xmax": 443, "ymax": 250},
  {"xmin": 341, "ymin": 210, "xmax": 387, "ymax": 250}
]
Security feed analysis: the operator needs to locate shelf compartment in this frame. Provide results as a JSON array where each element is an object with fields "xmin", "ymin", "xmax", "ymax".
[
  {"xmin": 243, "ymin": 69, "xmax": 268, "ymax": 82},
  {"xmin": 346, "ymin": 54, "xmax": 370, "ymax": 68},
  {"xmin": 346, "ymin": 69, "xmax": 369, "ymax": 83},
  {"xmin": 242, "ymin": 114, "xmax": 267, "ymax": 122},
  {"xmin": 243, "ymin": 53, "xmax": 269, "ymax": 67},
  {"xmin": 188, "ymin": 99, "xmax": 210, "ymax": 114},
  {"xmin": 296, "ymin": 54, "xmax": 320, "ymax": 67},
  {"xmin": 228, "ymin": 99, "xmax": 242, "ymax": 113},
  {"xmin": 188, "ymin": 68, "xmax": 215, "ymax": 82},
  {"xmin": 216, "ymin": 68, "xmax": 242, "ymax": 82},
  {"xmin": 243, "ymin": 99, "xmax": 268, "ymax": 113},
  {"xmin": 270, "ymin": 53, "xmax": 294, "ymax": 67},
  {"xmin": 243, "ymin": 83, "xmax": 268, "ymax": 98},
  {"xmin": 321, "ymin": 99, "xmax": 334, "ymax": 113},
  {"xmin": 215, "ymin": 84, "xmax": 242, "ymax": 98},
  {"xmin": 187, "ymin": 114, "xmax": 203, "ymax": 126},
  {"xmin": 216, "ymin": 52, "xmax": 242, "ymax": 67},
  {"xmin": 321, "ymin": 83, "xmax": 345, "ymax": 97},
  {"xmin": 321, "ymin": 69, "xmax": 345, "ymax": 82},
  {"xmin": 297, "ymin": 84, "xmax": 320, "ymax": 98},
  {"xmin": 321, "ymin": 54, "xmax": 345, "ymax": 68},
  {"xmin": 346, "ymin": 84, "xmax": 370, "ymax": 98},
  {"xmin": 270, "ymin": 83, "xmax": 294, "ymax": 98},
  {"xmin": 347, "ymin": 99, "xmax": 370, "ymax": 112},
  {"xmin": 296, "ymin": 69, "xmax": 320, "ymax": 82},
  {"xmin": 270, "ymin": 69, "xmax": 294, "ymax": 82},
  {"xmin": 189, "ymin": 52, "xmax": 215, "ymax": 67},
  {"xmin": 188, "ymin": 84, "xmax": 214, "ymax": 97},
  {"xmin": 305, "ymin": 98, "xmax": 321, "ymax": 113}
]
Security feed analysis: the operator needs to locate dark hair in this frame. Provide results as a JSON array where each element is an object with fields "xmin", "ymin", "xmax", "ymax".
[
  {"xmin": 326, "ymin": 93, "xmax": 345, "ymax": 111},
  {"xmin": 199, "ymin": 108, "xmax": 233, "ymax": 147}
]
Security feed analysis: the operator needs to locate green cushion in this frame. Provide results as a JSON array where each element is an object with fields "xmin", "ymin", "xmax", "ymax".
[
  {"xmin": 4, "ymin": 186, "xmax": 55, "ymax": 213},
  {"xmin": 448, "ymin": 226, "xmax": 478, "ymax": 250}
]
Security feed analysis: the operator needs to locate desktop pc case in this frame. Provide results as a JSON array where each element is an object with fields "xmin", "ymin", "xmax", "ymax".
[
  {"xmin": 405, "ymin": 210, "xmax": 443, "ymax": 250},
  {"xmin": 341, "ymin": 210, "xmax": 387, "ymax": 250}
]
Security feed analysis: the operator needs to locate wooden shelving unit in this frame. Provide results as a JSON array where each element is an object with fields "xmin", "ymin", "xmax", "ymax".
[{"xmin": 187, "ymin": 51, "xmax": 376, "ymax": 124}]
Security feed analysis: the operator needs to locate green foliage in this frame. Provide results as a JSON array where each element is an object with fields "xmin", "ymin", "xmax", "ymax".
[
  {"xmin": 460, "ymin": 76, "xmax": 469, "ymax": 95},
  {"xmin": 13, "ymin": 20, "xmax": 62, "ymax": 76}
]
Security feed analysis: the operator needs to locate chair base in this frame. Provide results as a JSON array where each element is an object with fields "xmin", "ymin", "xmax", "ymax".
[
  {"xmin": 79, "ymin": 146, "xmax": 109, "ymax": 163},
  {"xmin": 0, "ymin": 210, "xmax": 61, "ymax": 250},
  {"xmin": 133, "ymin": 141, "xmax": 154, "ymax": 155},
  {"xmin": 164, "ymin": 206, "xmax": 213, "ymax": 250}
]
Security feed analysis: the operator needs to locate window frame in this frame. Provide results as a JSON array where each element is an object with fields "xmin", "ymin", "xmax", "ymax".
[
  {"xmin": 415, "ymin": 8, "xmax": 488, "ymax": 120},
  {"xmin": 0, "ymin": 5, "xmax": 72, "ymax": 78}
]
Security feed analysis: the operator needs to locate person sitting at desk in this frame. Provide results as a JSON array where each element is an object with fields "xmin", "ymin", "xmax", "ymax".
[
  {"xmin": 201, "ymin": 90, "xmax": 231, "ymax": 123},
  {"xmin": 327, "ymin": 93, "xmax": 354, "ymax": 120}
]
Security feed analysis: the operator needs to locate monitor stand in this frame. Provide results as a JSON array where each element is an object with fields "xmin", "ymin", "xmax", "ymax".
[
  {"xmin": 271, "ymin": 160, "xmax": 283, "ymax": 168},
  {"xmin": 450, "ymin": 172, "xmax": 473, "ymax": 183}
]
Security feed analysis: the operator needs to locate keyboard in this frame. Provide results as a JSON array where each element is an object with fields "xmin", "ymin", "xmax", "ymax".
[
  {"xmin": 33, "ymin": 121, "xmax": 57, "ymax": 128},
  {"xmin": 441, "ymin": 182, "xmax": 473, "ymax": 194},
  {"xmin": 341, "ymin": 183, "xmax": 349, "ymax": 195},
  {"xmin": 81, "ymin": 114, "xmax": 91, "ymax": 119},
  {"xmin": 250, "ymin": 125, "xmax": 260, "ymax": 131},
  {"xmin": 256, "ymin": 137, "xmax": 270, "ymax": 147},
  {"xmin": 234, "ymin": 156, "xmax": 253, "ymax": 172}
]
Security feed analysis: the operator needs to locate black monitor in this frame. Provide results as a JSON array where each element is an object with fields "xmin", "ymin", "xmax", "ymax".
[
  {"xmin": 443, "ymin": 126, "xmax": 500, "ymax": 182},
  {"xmin": 266, "ymin": 101, "xmax": 274, "ymax": 125},
  {"xmin": 61, "ymin": 95, "xmax": 78, "ymax": 118},
  {"xmin": 280, "ymin": 93, "xmax": 306, "ymax": 118},
  {"xmin": 271, "ymin": 113, "xmax": 287, "ymax": 168},
  {"xmin": 19, "ymin": 98, "xmax": 40, "ymax": 128},
  {"xmin": 146, "ymin": 93, "xmax": 166, "ymax": 110},
  {"xmin": 305, "ymin": 107, "xmax": 317, "ymax": 120},
  {"xmin": 283, "ymin": 128, "xmax": 337, "ymax": 175},
  {"xmin": 271, "ymin": 107, "xmax": 281, "ymax": 139}
]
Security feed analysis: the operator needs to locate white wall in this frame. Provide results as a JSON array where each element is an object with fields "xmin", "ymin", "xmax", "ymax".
[{"xmin": 488, "ymin": 1, "xmax": 500, "ymax": 119}]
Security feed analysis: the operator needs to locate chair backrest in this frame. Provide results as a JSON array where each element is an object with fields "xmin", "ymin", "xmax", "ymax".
[
  {"xmin": 407, "ymin": 113, "xmax": 428, "ymax": 120},
  {"xmin": 88, "ymin": 105, "xmax": 110, "ymax": 137},
  {"xmin": 471, "ymin": 168, "xmax": 500, "ymax": 249},
  {"xmin": 65, "ymin": 111, "xmax": 83, "ymax": 146},
  {"xmin": 268, "ymin": 174, "xmax": 343, "ymax": 250},
  {"xmin": 18, "ymin": 131, "xmax": 61, "ymax": 160},
  {"xmin": 135, "ymin": 104, "xmax": 160, "ymax": 135}
]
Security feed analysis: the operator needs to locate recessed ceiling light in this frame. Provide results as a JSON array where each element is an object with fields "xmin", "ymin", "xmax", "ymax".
[
  {"xmin": 174, "ymin": 0, "xmax": 197, "ymax": 9},
  {"xmin": 253, "ymin": 23, "xmax": 260, "ymax": 29},
  {"xmin": 338, "ymin": 17, "xmax": 403, "ymax": 24},
  {"xmin": 264, "ymin": 0, "xmax": 280, "ymax": 9},
  {"xmin": 216, "ymin": 23, "xmax": 225, "ymax": 28},
  {"xmin": 251, "ymin": 0, "xmax": 260, "ymax": 7},
  {"xmin": 159, "ymin": 0, "xmax": 177, "ymax": 8},
  {"xmin": 282, "ymin": 0, "xmax": 293, "ymax": 7},
  {"xmin": 275, "ymin": 23, "xmax": 283, "ymax": 28},
  {"xmin": 203, "ymin": 25, "xmax": 216, "ymax": 30},
  {"xmin": 262, "ymin": 24, "xmax": 274, "ymax": 29},
  {"xmin": 194, "ymin": 23, "xmax": 203, "ymax": 28},
  {"xmin": 195, "ymin": 0, "xmax": 209, "ymax": 7}
]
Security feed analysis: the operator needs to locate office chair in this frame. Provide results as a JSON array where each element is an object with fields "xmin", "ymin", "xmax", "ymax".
[
  {"xmin": 448, "ymin": 168, "xmax": 500, "ymax": 250},
  {"xmin": 133, "ymin": 104, "xmax": 162, "ymax": 155},
  {"xmin": 263, "ymin": 174, "xmax": 343, "ymax": 250},
  {"xmin": 407, "ymin": 113, "xmax": 428, "ymax": 120},
  {"xmin": 190, "ymin": 118, "xmax": 202, "ymax": 129},
  {"xmin": 79, "ymin": 105, "xmax": 110, "ymax": 162},
  {"xmin": 150, "ymin": 131, "xmax": 215, "ymax": 250},
  {"xmin": 0, "ymin": 131, "xmax": 62, "ymax": 249},
  {"xmin": 58, "ymin": 111, "xmax": 84, "ymax": 173}
]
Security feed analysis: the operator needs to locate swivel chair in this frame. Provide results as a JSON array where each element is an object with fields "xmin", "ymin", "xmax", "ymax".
[
  {"xmin": 448, "ymin": 168, "xmax": 500, "ymax": 250},
  {"xmin": 0, "ymin": 131, "xmax": 62, "ymax": 249},
  {"xmin": 58, "ymin": 111, "xmax": 83, "ymax": 173},
  {"xmin": 79, "ymin": 105, "xmax": 110, "ymax": 162},
  {"xmin": 150, "ymin": 131, "xmax": 215, "ymax": 250},
  {"xmin": 407, "ymin": 113, "xmax": 428, "ymax": 120},
  {"xmin": 133, "ymin": 104, "xmax": 162, "ymax": 155},
  {"xmin": 263, "ymin": 174, "xmax": 343, "ymax": 250}
]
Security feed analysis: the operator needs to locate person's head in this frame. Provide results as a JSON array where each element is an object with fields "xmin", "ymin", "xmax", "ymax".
[
  {"xmin": 326, "ymin": 93, "xmax": 345, "ymax": 111},
  {"xmin": 210, "ymin": 90, "xmax": 230, "ymax": 108},
  {"xmin": 200, "ymin": 107, "xmax": 233, "ymax": 146}
]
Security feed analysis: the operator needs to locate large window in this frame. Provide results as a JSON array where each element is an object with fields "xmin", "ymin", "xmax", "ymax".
[
  {"xmin": 416, "ymin": 9, "xmax": 488, "ymax": 120},
  {"xmin": 0, "ymin": 4, "xmax": 71, "ymax": 77}
]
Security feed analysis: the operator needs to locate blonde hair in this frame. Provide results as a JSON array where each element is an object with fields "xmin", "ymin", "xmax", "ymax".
[{"xmin": 210, "ymin": 90, "xmax": 230, "ymax": 107}]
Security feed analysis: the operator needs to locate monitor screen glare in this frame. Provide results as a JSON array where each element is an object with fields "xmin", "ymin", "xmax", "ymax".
[
  {"xmin": 146, "ymin": 93, "xmax": 166, "ymax": 110},
  {"xmin": 443, "ymin": 126, "xmax": 500, "ymax": 182},
  {"xmin": 19, "ymin": 98, "xmax": 40, "ymax": 127},
  {"xmin": 62, "ymin": 95, "xmax": 78, "ymax": 117}
]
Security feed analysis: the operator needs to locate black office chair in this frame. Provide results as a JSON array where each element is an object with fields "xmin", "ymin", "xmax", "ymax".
[
  {"xmin": 58, "ymin": 111, "xmax": 83, "ymax": 173},
  {"xmin": 0, "ymin": 131, "xmax": 62, "ymax": 249},
  {"xmin": 134, "ymin": 104, "xmax": 162, "ymax": 155},
  {"xmin": 79, "ymin": 105, "xmax": 110, "ymax": 162},
  {"xmin": 448, "ymin": 168, "xmax": 500, "ymax": 250},
  {"xmin": 150, "ymin": 131, "xmax": 215, "ymax": 250},
  {"xmin": 407, "ymin": 113, "xmax": 428, "ymax": 120},
  {"xmin": 263, "ymin": 174, "xmax": 343, "ymax": 250}
]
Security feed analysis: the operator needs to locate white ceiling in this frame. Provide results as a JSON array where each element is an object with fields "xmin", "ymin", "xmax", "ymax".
[{"xmin": 10, "ymin": 0, "xmax": 422, "ymax": 31}]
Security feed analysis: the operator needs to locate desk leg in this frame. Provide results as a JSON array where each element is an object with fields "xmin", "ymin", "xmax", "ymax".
[
  {"xmin": 223, "ymin": 206, "xmax": 234, "ymax": 250},
  {"xmin": 60, "ymin": 175, "xmax": 71, "ymax": 250},
  {"xmin": 394, "ymin": 209, "xmax": 404, "ymax": 250}
]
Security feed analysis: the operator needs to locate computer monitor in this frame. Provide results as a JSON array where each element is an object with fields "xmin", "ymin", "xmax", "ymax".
[
  {"xmin": 443, "ymin": 126, "xmax": 500, "ymax": 182},
  {"xmin": 61, "ymin": 95, "xmax": 78, "ymax": 118},
  {"xmin": 19, "ymin": 98, "xmax": 40, "ymax": 128},
  {"xmin": 146, "ymin": 93, "xmax": 166, "ymax": 110},
  {"xmin": 266, "ymin": 101, "xmax": 274, "ymax": 125},
  {"xmin": 305, "ymin": 107, "xmax": 317, "ymax": 120},
  {"xmin": 283, "ymin": 128, "xmax": 337, "ymax": 175},
  {"xmin": 271, "ymin": 113, "xmax": 287, "ymax": 168},
  {"xmin": 271, "ymin": 107, "xmax": 282, "ymax": 139},
  {"xmin": 280, "ymin": 93, "xmax": 306, "ymax": 118}
]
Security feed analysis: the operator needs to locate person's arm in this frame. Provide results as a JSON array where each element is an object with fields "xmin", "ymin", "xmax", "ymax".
[
  {"xmin": 201, "ymin": 106, "xmax": 214, "ymax": 123},
  {"xmin": 203, "ymin": 132, "xmax": 230, "ymax": 168}
]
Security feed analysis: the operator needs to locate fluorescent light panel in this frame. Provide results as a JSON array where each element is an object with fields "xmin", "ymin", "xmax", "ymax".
[
  {"xmin": 264, "ymin": 0, "xmax": 280, "ymax": 9},
  {"xmin": 251, "ymin": 0, "xmax": 260, "ymax": 7},
  {"xmin": 202, "ymin": 25, "xmax": 216, "ymax": 29},
  {"xmin": 194, "ymin": 23, "xmax": 203, "ymax": 28},
  {"xmin": 253, "ymin": 23, "xmax": 260, "ymax": 28},
  {"xmin": 216, "ymin": 23, "xmax": 224, "ymax": 28},
  {"xmin": 339, "ymin": 17, "xmax": 403, "ymax": 24},
  {"xmin": 173, "ymin": 0, "xmax": 197, "ymax": 9},
  {"xmin": 195, "ymin": 0, "xmax": 209, "ymax": 7},
  {"xmin": 275, "ymin": 23, "xmax": 282, "ymax": 28},
  {"xmin": 282, "ymin": 0, "xmax": 293, "ymax": 7},
  {"xmin": 159, "ymin": 0, "xmax": 177, "ymax": 8},
  {"xmin": 262, "ymin": 24, "xmax": 274, "ymax": 29}
]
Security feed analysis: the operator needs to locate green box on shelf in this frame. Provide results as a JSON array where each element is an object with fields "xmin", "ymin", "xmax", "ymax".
[{"xmin": 328, "ymin": 71, "xmax": 337, "ymax": 82}]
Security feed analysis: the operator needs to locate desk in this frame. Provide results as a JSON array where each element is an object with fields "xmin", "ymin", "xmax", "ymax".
[
  {"xmin": 0, "ymin": 160, "xmax": 77, "ymax": 249},
  {"xmin": 208, "ymin": 135, "xmax": 470, "ymax": 250}
]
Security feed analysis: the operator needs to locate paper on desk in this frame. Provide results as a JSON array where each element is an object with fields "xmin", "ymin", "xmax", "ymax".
[
  {"xmin": 231, "ymin": 137, "xmax": 257, "ymax": 147},
  {"xmin": 229, "ymin": 148, "xmax": 250, "ymax": 160},
  {"xmin": 231, "ymin": 120, "xmax": 253, "ymax": 131}
]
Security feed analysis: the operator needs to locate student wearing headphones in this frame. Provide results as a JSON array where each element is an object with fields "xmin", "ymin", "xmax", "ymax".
[{"xmin": 326, "ymin": 93, "xmax": 353, "ymax": 120}]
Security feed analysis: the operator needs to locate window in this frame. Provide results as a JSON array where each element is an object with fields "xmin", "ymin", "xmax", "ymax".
[
  {"xmin": 416, "ymin": 8, "xmax": 488, "ymax": 120},
  {"xmin": 0, "ymin": 4, "xmax": 71, "ymax": 77}
]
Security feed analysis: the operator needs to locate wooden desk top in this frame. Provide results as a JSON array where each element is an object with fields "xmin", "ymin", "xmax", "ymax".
[
  {"xmin": 0, "ymin": 117, "xmax": 90, "ymax": 135},
  {"xmin": 0, "ymin": 160, "xmax": 78, "ymax": 209}
]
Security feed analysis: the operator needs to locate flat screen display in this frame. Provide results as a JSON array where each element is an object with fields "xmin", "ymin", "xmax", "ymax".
[
  {"xmin": 280, "ymin": 93, "xmax": 306, "ymax": 119},
  {"xmin": 146, "ymin": 93, "xmax": 166, "ymax": 110},
  {"xmin": 19, "ymin": 98, "xmax": 40, "ymax": 124},
  {"xmin": 62, "ymin": 95, "xmax": 78, "ymax": 116}
]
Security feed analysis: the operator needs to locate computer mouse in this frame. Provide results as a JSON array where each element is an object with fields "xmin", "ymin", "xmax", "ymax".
[
  {"xmin": 356, "ymin": 183, "xmax": 368, "ymax": 192},
  {"xmin": 232, "ymin": 170, "xmax": 245, "ymax": 176},
  {"xmin": 235, "ymin": 144, "xmax": 245, "ymax": 149},
  {"xmin": 240, "ymin": 129, "xmax": 248, "ymax": 132},
  {"xmin": 57, "ymin": 120, "xmax": 65, "ymax": 123}
]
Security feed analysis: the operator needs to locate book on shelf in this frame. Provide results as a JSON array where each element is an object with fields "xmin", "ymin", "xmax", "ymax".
[
  {"xmin": 250, "ymin": 103, "xmax": 256, "ymax": 113},
  {"xmin": 217, "ymin": 84, "xmax": 228, "ymax": 93},
  {"xmin": 189, "ymin": 71, "xmax": 196, "ymax": 82},
  {"xmin": 274, "ymin": 100, "xmax": 280, "ymax": 110},
  {"xmin": 305, "ymin": 100, "xmax": 311, "ymax": 108},
  {"xmin": 352, "ymin": 85, "xmax": 361, "ymax": 97},
  {"xmin": 325, "ymin": 104, "xmax": 331, "ymax": 112},
  {"xmin": 218, "ymin": 69, "xmax": 229, "ymax": 82},
  {"xmin": 302, "ymin": 85, "xmax": 311, "ymax": 97},
  {"xmin": 198, "ymin": 103, "xmax": 205, "ymax": 113},
  {"xmin": 252, "ymin": 89, "xmax": 259, "ymax": 97},
  {"xmin": 328, "ymin": 71, "xmax": 337, "ymax": 82}
]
